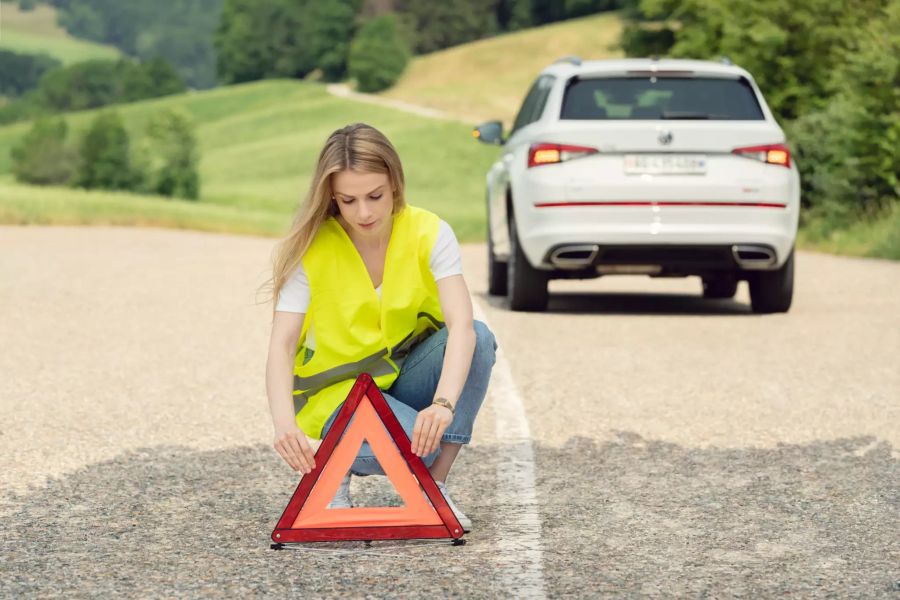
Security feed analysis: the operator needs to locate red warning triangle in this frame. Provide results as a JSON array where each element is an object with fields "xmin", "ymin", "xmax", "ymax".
[{"xmin": 272, "ymin": 373, "xmax": 464, "ymax": 543}]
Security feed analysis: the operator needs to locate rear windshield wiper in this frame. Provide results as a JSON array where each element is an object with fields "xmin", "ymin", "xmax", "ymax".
[{"xmin": 661, "ymin": 111, "xmax": 713, "ymax": 119}]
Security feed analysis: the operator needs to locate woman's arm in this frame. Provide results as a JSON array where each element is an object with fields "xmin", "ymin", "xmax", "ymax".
[
  {"xmin": 266, "ymin": 311, "xmax": 316, "ymax": 473},
  {"xmin": 412, "ymin": 274, "xmax": 476, "ymax": 456},
  {"xmin": 433, "ymin": 274, "xmax": 476, "ymax": 406}
]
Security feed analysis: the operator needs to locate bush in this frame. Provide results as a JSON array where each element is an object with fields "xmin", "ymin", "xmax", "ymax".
[
  {"xmin": 10, "ymin": 117, "xmax": 77, "ymax": 185},
  {"xmin": 348, "ymin": 15, "xmax": 409, "ymax": 93},
  {"xmin": 75, "ymin": 111, "xmax": 140, "ymax": 191},
  {"xmin": 139, "ymin": 108, "xmax": 201, "ymax": 199},
  {"xmin": 0, "ymin": 90, "xmax": 49, "ymax": 125}
]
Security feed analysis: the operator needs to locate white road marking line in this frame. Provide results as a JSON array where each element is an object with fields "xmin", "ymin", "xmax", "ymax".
[{"xmin": 473, "ymin": 299, "xmax": 547, "ymax": 599}]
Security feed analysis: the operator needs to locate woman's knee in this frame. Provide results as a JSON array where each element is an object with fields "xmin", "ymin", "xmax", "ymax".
[{"xmin": 473, "ymin": 320, "xmax": 498, "ymax": 365}]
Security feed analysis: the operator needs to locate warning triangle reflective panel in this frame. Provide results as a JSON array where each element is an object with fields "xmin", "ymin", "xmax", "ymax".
[{"xmin": 272, "ymin": 373, "xmax": 463, "ymax": 543}]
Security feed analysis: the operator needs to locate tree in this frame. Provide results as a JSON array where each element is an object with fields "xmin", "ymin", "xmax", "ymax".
[
  {"xmin": 497, "ymin": 0, "xmax": 532, "ymax": 31},
  {"xmin": 789, "ymin": 0, "xmax": 900, "ymax": 221},
  {"xmin": 142, "ymin": 108, "xmax": 201, "ymax": 200},
  {"xmin": 215, "ymin": 0, "xmax": 316, "ymax": 83},
  {"xmin": 621, "ymin": 0, "xmax": 883, "ymax": 121},
  {"xmin": 306, "ymin": 0, "xmax": 361, "ymax": 81},
  {"xmin": 393, "ymin": 0, "xmax": 499, "ymax": 54},
  {"xmin": 31, "ymin": 58, "xmax": 185, "ymax": 114},
  {"xmin": 348, "ymin": 14, "xmax": 409, "ymax": 92},
  {"xmin": 0, "ymin": 50, "xmax": 61, "ymax": 98},
  {"xmin": 75, "ymin": 111, "xmax": 139, "ymax": 191},
  {"xmin": 121, "ymin": 58, "xmax": 185, "ymax": 103},
  {"xmin": 11, "ymin": 117, "xmax": 77, "ymax": 185},
  {"xmin": 49, "ymin": 0, "xmax": 222, "ymax": 88}
]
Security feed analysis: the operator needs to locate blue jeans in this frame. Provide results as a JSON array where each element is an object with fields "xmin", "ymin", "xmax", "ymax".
[{"xmin": 318, "ymin": 320, "xmax": 498, "ymax": 476}]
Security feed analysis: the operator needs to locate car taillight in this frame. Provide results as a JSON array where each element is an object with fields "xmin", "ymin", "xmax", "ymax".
[
  {"xmin": 732, "ymin": 143, "xmax": 791, "ymax": 168},
  {"xmin": 528, "ymin": 143, "xmax": 598, "ymax": 168}
]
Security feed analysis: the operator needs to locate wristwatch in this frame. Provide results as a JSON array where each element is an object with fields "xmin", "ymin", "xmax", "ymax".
[{"xmin": 432, "ymin": 397, "xmax": 455, "ymax": 414}]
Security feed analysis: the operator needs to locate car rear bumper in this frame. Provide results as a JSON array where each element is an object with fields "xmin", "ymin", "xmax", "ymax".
[{"xmin": 518, "ymin": 202, "xmax": 799, "ymax": 273}]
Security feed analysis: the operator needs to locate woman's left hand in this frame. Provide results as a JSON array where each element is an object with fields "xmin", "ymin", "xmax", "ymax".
[{"xmin": 411, "ymin": 404, "xmax": 452, "ymax": 457}]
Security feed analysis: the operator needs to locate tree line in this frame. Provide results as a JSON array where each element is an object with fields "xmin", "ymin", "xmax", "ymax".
[
  {"xmin": 0, "ymin": 56, "xmax": 184, "ymax": 125},
  {"xmin": 11, "ymin": 0, "xmax": 624, "ymax": 95},
  {"xmin": 12, "ymin": 108, "xmax": 200, "ymax": 200}
]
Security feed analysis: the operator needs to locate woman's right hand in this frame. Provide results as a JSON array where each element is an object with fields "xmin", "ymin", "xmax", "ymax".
[{"xmin": 273, "ymin": 423, "xmax": 317, "ymax": 474}]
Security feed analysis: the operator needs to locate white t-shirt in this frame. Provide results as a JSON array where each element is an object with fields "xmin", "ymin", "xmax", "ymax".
[{"xmin": 275, "ymin": 219, "xmax": 463, "ymax": 349}]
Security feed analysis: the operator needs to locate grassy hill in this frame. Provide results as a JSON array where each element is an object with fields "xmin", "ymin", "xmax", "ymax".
[
  {"xmin": 0, "ymin": 1, "xmax": 120, "ymax": 64},
  {"xmin": 381, "ymin": 11, "xmax": 624, "ymax": 130},
  {"xmin": 0, "ymin": 80, "xmax": 499, "ymax": 241}
]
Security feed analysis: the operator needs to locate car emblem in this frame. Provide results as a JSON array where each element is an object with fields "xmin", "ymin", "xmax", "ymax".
[{"xmin": 658, "ymin": 130, "xmax": 673, "ymax": 145}]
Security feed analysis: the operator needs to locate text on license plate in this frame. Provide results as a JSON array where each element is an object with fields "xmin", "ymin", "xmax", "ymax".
[{"xmin": 624, "ymin": 154, "xmax": 707, "ymax": 174}]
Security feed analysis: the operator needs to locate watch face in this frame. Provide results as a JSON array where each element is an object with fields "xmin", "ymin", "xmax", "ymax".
[{"xmin": 433, "ymin": 398, "xmax": 454, "ymax": 413}]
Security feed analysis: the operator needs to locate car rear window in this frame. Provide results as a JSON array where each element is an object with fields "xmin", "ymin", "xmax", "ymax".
[{"xmin": 560, "ymin": 76, "xmax": 765, "ymax": 120}]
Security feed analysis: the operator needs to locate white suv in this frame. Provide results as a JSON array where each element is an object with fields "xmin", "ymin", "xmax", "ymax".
[{"xmin": 473, "ymin": 57, "xmax": 799, "ymax": 313}]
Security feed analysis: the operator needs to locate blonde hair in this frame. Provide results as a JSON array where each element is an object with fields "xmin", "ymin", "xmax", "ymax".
[{"xmin": 259, "ymin": 123, "xmax": 407, "ymax": 320}]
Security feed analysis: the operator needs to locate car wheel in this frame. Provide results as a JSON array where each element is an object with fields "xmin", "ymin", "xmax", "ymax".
[
  {"xmin": 702, "ymin": 273, "xmax": 738, "ymax": 299},
  {"xmin": 487, "ymin": 203, "xmax": 507, "ymax": 296},
  {"xmin": 749, "ymin": 248, "xmax": 794, "ymax": 314},
  {"xmin": 507, "ymin": 210, "xmax": 549, "ymax": 312}
]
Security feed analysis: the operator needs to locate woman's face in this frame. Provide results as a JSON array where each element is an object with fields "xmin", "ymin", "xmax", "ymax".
[{"xmin": 331, "ymin": 169, "xmax": 395, "ymax": 242}]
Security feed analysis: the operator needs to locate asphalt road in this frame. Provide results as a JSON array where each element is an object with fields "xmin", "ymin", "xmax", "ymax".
[{"xmin": 1, "ymin": 225, "xmax": 897, "ymax": 598}]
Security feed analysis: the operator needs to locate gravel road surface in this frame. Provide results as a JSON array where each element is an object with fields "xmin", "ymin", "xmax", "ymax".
[{"xmin": 1, "ymin": 225, "xmax": 897, "ymax": 598}]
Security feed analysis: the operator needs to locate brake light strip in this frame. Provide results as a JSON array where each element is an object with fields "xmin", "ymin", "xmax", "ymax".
[{"xmin": 534, "ymin": 201, "xmax": 787, "ymax": 208}]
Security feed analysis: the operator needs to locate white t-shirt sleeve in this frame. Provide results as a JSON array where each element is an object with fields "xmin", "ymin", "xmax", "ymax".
[
  {"xmin": 275, "ymin": 263, "xmax": 311, "ymax": 313},
  {"xmin": 430, "ymin": 219, "xmax": 463, "ymax": 281}
]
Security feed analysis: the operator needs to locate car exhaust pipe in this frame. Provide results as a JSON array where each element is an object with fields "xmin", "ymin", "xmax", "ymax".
[
  {"xmin": 732, "ymin": 244, "xmax": 777, "ymax": 269},
  {"xmin": 549, "ymin": 244, "xmax": 600, "ymax": 269}
]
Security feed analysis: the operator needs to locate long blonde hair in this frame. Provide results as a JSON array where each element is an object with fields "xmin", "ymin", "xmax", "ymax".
[{"xmin": 259, "ymin": 123, "xmax": 407, "ymax": 320}]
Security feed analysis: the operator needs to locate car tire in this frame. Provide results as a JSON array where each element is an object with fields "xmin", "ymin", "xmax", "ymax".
[
  {"xmin": 702, "ymin": 274, "xmax": 738, "ymax": 299},
  {"xmin": 487, "ymin": 202, "xmax": 508, "ymax": 296},
  {"xmin": 749, "ymin": 248, "xmax": 794, "ymax": 314},
  {"xmin": 507, "ymin": 210, "xmax": 549, "ymax": 312}
]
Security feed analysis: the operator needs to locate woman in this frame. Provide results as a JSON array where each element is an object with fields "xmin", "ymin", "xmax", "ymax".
[{"xmin": 263, "ymin": 122, "xmax": 497, "ymax": 531}]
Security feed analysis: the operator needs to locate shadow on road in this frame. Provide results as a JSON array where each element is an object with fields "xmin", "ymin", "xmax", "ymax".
[
  {"xmin": 2, "ymin": 435, "xmax": 896, "ymax": 597},
  {"xmin": 477, "ymin": 290, "xmax": 754, "ymax": 315}
]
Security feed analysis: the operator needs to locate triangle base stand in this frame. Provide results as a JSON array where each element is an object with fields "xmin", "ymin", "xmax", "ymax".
[{"xmin": 270, "ymin": 373, "xmax": 466, "ymax": 545}]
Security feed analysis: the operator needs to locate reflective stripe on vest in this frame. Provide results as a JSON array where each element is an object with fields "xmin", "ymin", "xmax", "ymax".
[
  {"xmin": 292, "ymin": 205, "xmax": 446, "ymax": 439},
  {"xmin": 291, "ymin": 312, "xmax": 443, "ymax": 415}
]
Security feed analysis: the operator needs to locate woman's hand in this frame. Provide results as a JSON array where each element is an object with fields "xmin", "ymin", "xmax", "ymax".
[
  {"xmin": 411, "ymin": 404, "xmax": 453, "ymax": 457},
  {"xmin": 273, "ymin": 422, "xmax": 316, "ymax": 474}
]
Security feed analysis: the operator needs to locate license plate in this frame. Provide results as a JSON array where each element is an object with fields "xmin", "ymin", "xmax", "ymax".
[{"xmin": 624, "ymin": 154, "xmax": 707, "ymax": 174}]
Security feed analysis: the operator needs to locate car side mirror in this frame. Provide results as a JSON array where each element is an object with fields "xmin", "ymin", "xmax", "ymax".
[{"xmin": 472, "ymin": 120, "xmax": 505, "ymax": 145}]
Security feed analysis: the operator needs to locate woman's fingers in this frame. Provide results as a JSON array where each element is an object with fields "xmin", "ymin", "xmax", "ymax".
[
  {"xmin": 274, "ymin": 439, "xmax": 300, "ymax": 471},
  {"xmin": 274, "ymin": 433, "xmax": 311, "ymax": 474},
  {"xmin": 430, "ymin": 419, "xmax": 449, "ymax": 455},
  {"xmin": 412, "ymin": 413, "xmax": 425, "ymax": 455},
  {"xmin": 287, "ymin": 434, "xmax": 313, "ymax": 473},
  {"xmin": 299, "ymin": 436, "xmax": 317, "ymax": 470},
  {"xmin": 423, "ymin": 419, "xmax": 440, "ymax": 456}
]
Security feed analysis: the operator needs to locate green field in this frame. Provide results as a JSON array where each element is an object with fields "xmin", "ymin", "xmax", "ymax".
[
  {"xmin": 0, "ymin": 2, "xmax": 120, "ymax": 64},
  {"xmin": 0, "ymin": 80, "xmax": 499, "ymax": 241}
]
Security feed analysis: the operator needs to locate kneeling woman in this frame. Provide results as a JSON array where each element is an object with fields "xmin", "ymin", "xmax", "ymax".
[{"xmin": 264, "ymin": 122, "xmax": 498, "ymax": 531}]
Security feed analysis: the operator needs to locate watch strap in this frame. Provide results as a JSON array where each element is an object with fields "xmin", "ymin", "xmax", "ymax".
[{"xmin": 432, "ymin": 397, "xmax": 455, "ymax": 414}]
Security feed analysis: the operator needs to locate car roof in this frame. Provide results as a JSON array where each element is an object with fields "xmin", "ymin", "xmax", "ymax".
[{"xmin": 540, "ymin": 57, "xmax": 754, "ymax": 80}]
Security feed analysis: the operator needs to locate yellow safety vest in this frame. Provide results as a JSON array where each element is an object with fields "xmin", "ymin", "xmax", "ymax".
[{"xmin": 292, "ymin": 204, "xmax": 446, "ymax": 439}]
